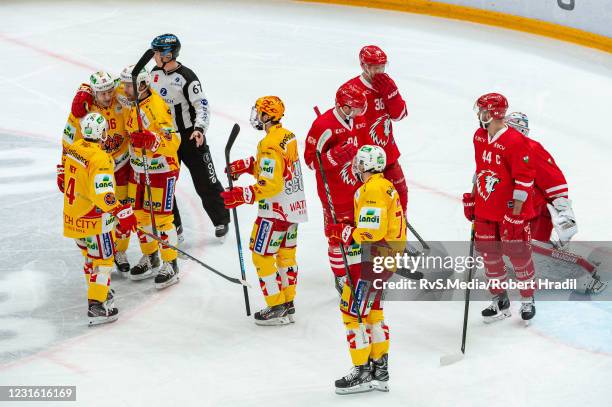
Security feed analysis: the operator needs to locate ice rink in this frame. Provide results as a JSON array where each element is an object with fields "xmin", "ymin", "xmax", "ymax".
[{"xmin": 1, "ymin": 0, "xmax": 611, "ymax": 406}]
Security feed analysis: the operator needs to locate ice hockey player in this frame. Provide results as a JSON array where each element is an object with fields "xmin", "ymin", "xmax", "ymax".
[
  {"xmin": 149, "ymin": 33, "xmax": 230, "ymax": 242},
  {"xmin": 506, "ymin": 112, "xmax": 607, "ymax": 294},
  {"xmin": 221, "ymin": 96, "xmax": 308, "ymax": 325},
  {"xmin": 121, "ymin": 65, "xmax": 181, "ymax": 289},
  {"xmin": 304, "ymin": 83, "xmax": 366, "ymax": 293},
  {"xmin": 463, "ymin": 93, "xmax": 537, "ymax": 323},
  {"xmin": 59, "ymin": 71, "xmax": 133, "ymax": 275},
  {"xmin": 325, "ymin": 145, "xmax": 405, "ymax": 394},
  {"xmin": 62, "ymin": 112, "xmax": 137, "ymax": 325},
  {"xmin": 342, "ymin": 45, "xmax": 409, "ymax": 213}
]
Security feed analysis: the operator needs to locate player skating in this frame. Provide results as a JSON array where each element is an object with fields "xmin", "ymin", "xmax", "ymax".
[
  {"xmin": 62, "ymin": 113, "xmax": 137, "ymax": 325},
  {"xmin": 326, "ymin": 145, "xmax": 405, "ymax": 394},
  {"xmin": 463, "ymin": 93, "xmax": 537, "ymax": 323},
  {"xmin": 222, "ymin": 96, "xmax": 307, "ymax": 325},
  {"xmin": 121, "ymin": 65, "xmax": 181, "ymax": 289},
  {"xmin": 59, "ymin": 71, "xmax": 134, "ymax": 274},
  {"xmin": 304, "ymin": 83, "xmax": 366, "ymax": 293},
  {"xmin": 506, "ymin": 112, "xmax": 607, "ymax": 294}
]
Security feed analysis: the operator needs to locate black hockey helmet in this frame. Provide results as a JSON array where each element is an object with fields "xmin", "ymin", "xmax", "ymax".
[{"xmin": 151, "ymin": 33, "xmax": 181, "ymax": 59}]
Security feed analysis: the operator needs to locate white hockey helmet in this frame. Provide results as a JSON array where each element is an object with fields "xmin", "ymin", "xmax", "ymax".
[
  {"xmin": 506, "ymin": 111, "xmax": 529, "ymax": 136},
  {"xmin": 353, "ymin": 144, "xmax": 386, "ymax": 177},
  {"xmin": 89, "ymin": 71, "xmax": 116, "ymax": 93},
  {"xmin": 80, "ymin": 112, "xmax": 108, "ymax": 142},
  {"xmin": 120, "ymin": 65, "xmax": 151, "ymax": 88}
]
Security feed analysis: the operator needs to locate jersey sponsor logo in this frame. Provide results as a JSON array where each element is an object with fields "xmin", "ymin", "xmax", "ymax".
[
  {"xmin": 279, "ymin": 133, "xmax": 295, "ymax": 150},
  {"xmin": 63, "ymin": 123, "xmax": 77, "ymax": 144},
  {"xmin": 165, "ymin": 177, "xmax": 176, "ymax": 211},
  {"xmin": 289, "ymin": 199, "xmax": 306, "ymax": 214},
  {"xmin": 254, "ymin": 218, "xmax": 273, "ymax": 254},
  {"xmin": 368, "ymin": 114, "xmax": 392, "ymax": 147},
  {"xmin": 260, "ymin": 158, "xmax": 276, "ymax": 179},
  {"xmin": 94, "ymin": 174, "xmax": 115, "ymax": 194},
  {"xmin": 358, "ymin": 207, "xmax": 381, "ymax": 229},
  {"xmin": 350, "ymin": 279, "xmax": 370, "ymax": 316},
  {"xmin": 101, "ymin": 232, "xmax": 114, "ymax": 258},
  {"xmin": 476, "ymin": 169, "xmax": 501, "ymax": 201},
  {"xmin": 160, "ymin": 88, "xmax": 168, "ymax": 96},
  {"xmin": 104, "ymin": 192, "xmax": 116, "ymax": 206}
]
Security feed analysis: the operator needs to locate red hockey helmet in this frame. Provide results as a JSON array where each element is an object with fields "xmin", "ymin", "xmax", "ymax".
[
  {"xmin": 359, "ymin": 45, "xmax": 387, "ymax": 66},
  {"xmin": 336, "ymin": 83, "xmax": 367, "ymax": 111},
  {"xmin": 474, "ymin": 93, "xmax": 508, "ymax": 120}
]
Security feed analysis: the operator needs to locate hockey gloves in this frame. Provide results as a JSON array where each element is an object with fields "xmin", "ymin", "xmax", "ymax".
[
  {"xmin": 325, "ymin": 222, "xmax": 355, "ymax": 245},
  {"xmin": 112, "ymin": 204, "xmax": 137, "ymax": 236},
  {"xmin": 501, "ymin": 212, "xmax": 527, "ymax": 241},
  {"xmin": 220, "ymin": 186, "xmax": 255, "ymax": 208},
  {"xmin": 372, "ymin": 73, "xmax": 399, "ymax": 100},
  {"xmin": 130, "ymin": 130, "xmax": 160, "ymax": 151},
  {"xmin": 71, "ymin": 83, "xmax": 94, "ymax": 118},
  {"xmin": 462, "ymin": 193, "xmax": 475, "ymax": 221},
  {"xmin": 226, "ymin": 156, "xmax": 255, "ymax": 181},
  {"xmin": 56, "ymin": 164, "xmax": 65, "ymax": 193},
  {"xmin": 327, "ymin": 142, "xmax": 357, "ymax": 167}
]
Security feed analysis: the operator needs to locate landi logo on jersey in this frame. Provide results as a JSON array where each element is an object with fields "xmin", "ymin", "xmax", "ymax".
[
  {"xmin": 94, "ymin": 174, "xmax": 115, "ymax": 194},
  {"xmin": 260, "ymin": 158, "xmax": 276, "ymax": 179},
  {"xmin": 63, "ymin": 123, "xmax": 76, "ymax": 143},
  {"xmin": 358, "ymin": 207, "xmax": 381, "ymax": 229},
  {"xmin": 476, "ymin": 170, "xmax": 500, "ymax": 201}
]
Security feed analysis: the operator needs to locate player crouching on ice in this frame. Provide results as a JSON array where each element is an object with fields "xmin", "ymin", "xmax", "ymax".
[
  {"xmin": 325, "ymin": 145, "xmax": 405, "ymax": 394},
  {"xmin": 121, "ymin": 65, "xmax": 181, "ymax": 289},
  {"xmin": 62, "ymin": 113, "xmax": 137, "ymax": 325},
  {"xmin": 505, "ymin": 112, "xmax": 607, "ymax": 294},
  {"xmin": 221, "ymin": 96, "xmax": 308, "ymax": 325},
  {"xmin": 463, "ymin": 93, "xmax": 537, "ymax": 324}
]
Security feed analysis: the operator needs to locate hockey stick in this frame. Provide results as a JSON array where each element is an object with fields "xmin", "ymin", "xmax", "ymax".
[
  {"xmin": 313, "ymin": 105, "xmax": 429, "ymax": 251},
  {"xmin": 137, "ymin": 228, "xmax": 250, "ymax": 287},
  {"xmin": 440, "ymin": 221, "xmax": 475, "ymax": 366},
  {"xmin": 531, "ymin": 241, "xmax": 596, "ymax": 273},
  {"xmin": 316, "ymin": 129, "xmax": 364, "ymax": 325},
  {"xmin": 224, "ymin": 123, "xmax": 251, "ymax": 316},
  {"xmin": 131, "ymin": 49, "xmax": 158, "ymax": 236},
  {"xmin": 74, "ymin": 191, "xmax": 249, "ymax": 287}
]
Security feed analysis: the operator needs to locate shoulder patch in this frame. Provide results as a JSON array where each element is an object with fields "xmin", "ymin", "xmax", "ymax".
[
  {"xmin": 357, "ymin": 206, "xmax": 381, "ymax": 229},
  {"xmin": 63, "ymin": 123, "xmax": 77, "ymax": 144},
  {"xmin": 94, "ymin": 173, "xmax": 115, "ymax": 194},
  {"xmin": 259, "ymin": 158, "xmax": 276, "ymax": 179}
]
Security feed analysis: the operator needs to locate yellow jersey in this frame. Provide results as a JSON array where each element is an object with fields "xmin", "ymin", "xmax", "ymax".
[
  {"xmin": 62, "ymin": 98, "xmax": 130, "ymax": 171},
  {"xmin": 124, "ymin": 90, "xmax": 180, "ymax": 175},
  {"xmin": 63, "ymin": 139, "xmax": 120, "ymax": 238},
  {"xmin": 352, "ymin": 173, "xmax": 406, "ymax": 244},
  {"xmin": 253, "ymin": 124, "xmax": 307, "ymax": 223}
]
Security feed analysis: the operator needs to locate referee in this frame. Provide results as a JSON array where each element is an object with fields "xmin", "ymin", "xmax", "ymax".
[{"xmin": 150, "ymin": 33, "xmax": 230, "ymax": 241}]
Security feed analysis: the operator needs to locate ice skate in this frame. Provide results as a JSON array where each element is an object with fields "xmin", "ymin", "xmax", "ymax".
[
  {"xmin": 286, "ymin": 300, "xmax": 295, "ymax": 323},
  {"xmin": 215, "ymin": 224, "xmax": 229, "ymax": 241},
  {"xmin": 155, "ymin": 260, "xmax": 180, "ymax": 289},
  {"xmin": 334, "ymin": 363, "xmax": 374, "ymax": 395},
  {"xmin": 254, "ymin": 303, "xmax": 291, "ymax": 326},
  {"xmin": 88, "ymin": 299, "xmax": 118, "ymax": 326},
  {"xmin": 576, "ymin": 272, "xmax": 608, "ymax": 295},
  {"xmin": 114, "ymin": 251, "xmax": 130, "ymax": 275},
  {"xmin": 129, "ymin": 251, "xmax": 160, "ymax": 281},
  {"xmin": 520, "ymin": 296, "xmax": 536, "ymax": 325},
  {"xmin": 482, "ymin": 291, "xmax": 511, "ymax": 323},
  {"xmin": 371, "ymin": 354, "xmax": 389, "ymax": 392}
]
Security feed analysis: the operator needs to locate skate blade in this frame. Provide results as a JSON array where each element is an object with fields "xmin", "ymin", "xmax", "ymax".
[
  {"xmin": 374, "ymin": 381, "xmax": 389, "ymax": 392},
  {"xmin": 129, "ymin": 269, "xmax": 156, "ymax": 281},
  {"xmin": 88, "ymin": 314, "xmax": 119, "ymax": 326},
  {"xmin": 335, "ymin": 382, "xmax": 375, "ymax": 395},
  {"xmin": 288, "ymin": 314, "xmax": 295, "ymax": 323},
  {"xmin": 254, "ymin": 316, "xmax": 291, "ymax": 326},
  {"xmin": 155, "ymin": 276, "xmax": 180, "ymax": 290},
  {"xmin": 483, "ymin": 311, "xmax": 511, "ymax": 324}
]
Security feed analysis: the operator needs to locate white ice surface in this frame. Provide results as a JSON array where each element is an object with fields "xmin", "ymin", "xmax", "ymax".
[{"xmin": 0, "ymin": 1, "xmax": 611, "ymax": 406}]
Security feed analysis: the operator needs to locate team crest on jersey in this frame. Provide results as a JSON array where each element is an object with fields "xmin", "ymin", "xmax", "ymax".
[
  {"xmin": 369, "ymin": 114, "xmax": 392, "ymax": 147},
  {"xmin": 340, "ymin": 161, "xmax": 357, "ymax": 186},
  {"xmin": 476, "ymin": 170, "xmax": 500, "ymax": 201}
]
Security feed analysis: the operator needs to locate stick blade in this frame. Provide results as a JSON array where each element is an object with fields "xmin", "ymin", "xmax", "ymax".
[
  {"xmin": 316, "ymin": 129, "xmax": 332, "ymax": 153},
  {"xmin": 132, "ymin": 49, "xmax": 154, "ymax": 76},
  {"xmin": 439, "ymin": 352, "xmax": 464, "ymax": 366},
  {"xmin": 225, "ymin": 123, "xmax": 241, "ymax": 158}
]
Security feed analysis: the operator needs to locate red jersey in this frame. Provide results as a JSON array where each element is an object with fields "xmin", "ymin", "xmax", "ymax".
[
  {"xmin": 527, "ymin": 138, "xmax": 568, "ymax": 212},
  {"xmin": 344, "ymin": 75, "xmax": 407, "ymax": 166},
  {"xmin": 304, "ymin": 108, "xmax": 363, "ymax": 210},
  {"xmin": 473, "ymin": 126, "xmax": 535, "ymax": 221}
]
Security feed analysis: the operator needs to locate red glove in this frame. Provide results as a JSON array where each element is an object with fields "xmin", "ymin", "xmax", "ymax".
[
  {"xmin": 220, "ymin": 186, "xmax": 255, "ymax": 208},
  {"xmin": 462, "ymin": 193, "xmax": 475, "ymax": 221},
  {"xmin": 226, "ymin": 156, "xmax": 255, "ymax": 181},
  {"xmin": 327, "ymin": 142, "xmax": 357, "ymax": 166},
  {"xmin": 112, "ymin": 204, "xmax": 137, "ymax": 235},
  {"xmin": 130, "ymin": 130, "xmax": 160, "ymax": 151},
  {"xmin": 501, "ymin": 212, "xmax": 527, "ymax": 241},
  {"xmin": 372, "ymin": 73, "xmax": 399, "ymax": 99},
  {"xmin": 325, "ymin": 222, "xmax": 355, "ymax": 245},
  {"xmin": 56, "ymin": 164, "xmax": 65, "ymax": 193},
  {"xmin": 71, "ymin": 83, "xmax": 94, "ymax": 118}
]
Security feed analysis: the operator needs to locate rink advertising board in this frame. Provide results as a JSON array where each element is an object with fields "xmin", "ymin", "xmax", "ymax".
[{"xmin": 300, "ymin": 0, "xmax": 612, "ymax": 53}]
